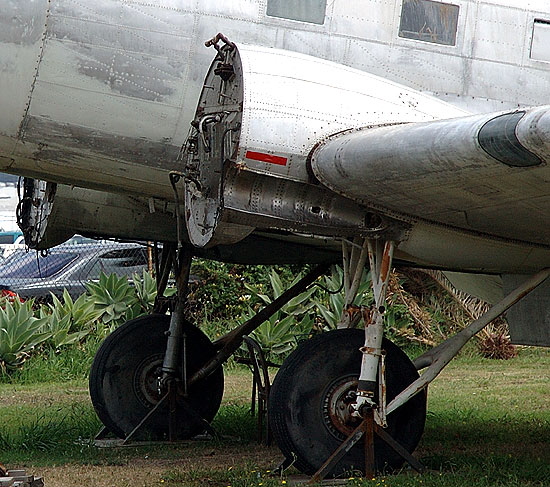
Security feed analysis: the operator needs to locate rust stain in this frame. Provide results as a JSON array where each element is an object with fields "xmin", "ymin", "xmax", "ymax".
[
  {"xmin": 361, "ymin": 306, "xmax": 374, "ymax": 325},
  {"xmin": 380, "ymin": 241, "xmax": 392, "ymax": 282},
  {"xmin": 359, "ymin": 346, "xmax": 379, "ymax": 355}
]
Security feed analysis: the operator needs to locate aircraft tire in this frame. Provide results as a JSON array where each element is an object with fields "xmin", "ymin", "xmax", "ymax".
[
  {"xmin": 89, "ymin": 314, "xmax": 224, "ymax": 440},
  {"xmin": 269, "ymin": 329, "xmax": 426, "ymax": 476}
]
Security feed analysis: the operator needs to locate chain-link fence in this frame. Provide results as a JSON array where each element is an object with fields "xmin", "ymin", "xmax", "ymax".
[{"xmin": 0, "ymin": 236, "xmax": 152, "ymax": 301}]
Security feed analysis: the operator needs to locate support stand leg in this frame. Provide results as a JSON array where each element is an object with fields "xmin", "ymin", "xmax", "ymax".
[
  {"xmin": 307, "ymin": 410, "xmax": 423, "ymax": 484},
  {"xmin": 363, "ymin": 409, "xmax": 375, "ymax": 479}
]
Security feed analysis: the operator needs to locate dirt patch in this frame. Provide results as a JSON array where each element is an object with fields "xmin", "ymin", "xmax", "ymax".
[{"xmin": 32, "ymin": 444, "xmax": 281, "ymax": 487}]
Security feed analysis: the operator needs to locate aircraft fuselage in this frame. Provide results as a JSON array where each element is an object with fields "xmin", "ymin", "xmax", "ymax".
[{"xmin": 2, "ymin": 1, "xmax": 550, "ymax": 273}]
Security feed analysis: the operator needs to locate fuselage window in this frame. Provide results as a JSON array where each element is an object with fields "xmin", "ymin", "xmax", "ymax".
[
  {"xmin": 266, "ymin": 0, "xmax": 327, "ymax": 25},
  {"xmin": 531, "ymin": 19, "xmax": 550, "ymax": 62},
  {"xmin": 399, "ymin": 0, "xmax": 459, "ymax": 46}
]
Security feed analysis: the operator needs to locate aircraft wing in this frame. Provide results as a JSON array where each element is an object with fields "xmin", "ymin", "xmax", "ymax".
[{"xmin": 310, "ymin": 107, "xmax": 550, "ymax": 248}]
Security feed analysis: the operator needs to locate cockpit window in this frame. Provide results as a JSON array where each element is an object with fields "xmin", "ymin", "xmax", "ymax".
[
  {"xmin": 531, "ymin": 19, "xmax": 550, "ymax": 62},
  {"xmin": 267, "ymin": 0, "xmax": 327, "ymax": 25},
  {"xmin": 399, "ymin": 0, "xmax": 459, "ymax": 46}
]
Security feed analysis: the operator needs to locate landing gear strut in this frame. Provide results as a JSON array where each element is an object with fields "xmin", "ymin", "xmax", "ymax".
[
  {"xmin": 89, "ymin": 240, "xmax": 331, "ymax": 442},
  {"xmin": 270, "ymin": 238, "xmax": 426, "ymax": 478}
]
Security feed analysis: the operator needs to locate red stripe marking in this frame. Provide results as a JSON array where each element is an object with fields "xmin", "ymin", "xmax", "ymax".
[{"xmin": 245, "ymin": 150, "xmax": 288, "ymax": 166}]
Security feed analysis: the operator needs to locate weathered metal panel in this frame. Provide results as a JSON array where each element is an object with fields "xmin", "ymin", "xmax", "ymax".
[
  {"xmin": 310, "ymin": 107, "xmax": 550, "ymax": 247},
  {"xmin": 530, "ymin": 20, "xmax": 550, "ymax": 63},
  {"xmin": 399, "ymin": 223, "xmax": 550, "ymax": 274},
  {"xmin": 330, "ymin": 0, "xmax": 396, "ymax": 42},
  {"xmin": 0, "ymin": 1, "xmax": 48, "ymax": 137},
  {"xmin": 473, "ymin": 3, "xmax": 527, "ymax": 66},
  {"xmin": 24, "ymin": 0, "xmax": 192, "ymax": 152},
  {"xmin": 504, "ymin": 274, "xmax": 550, "ymax": 347}
]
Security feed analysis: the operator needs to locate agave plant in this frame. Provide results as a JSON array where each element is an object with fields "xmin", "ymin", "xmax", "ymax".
[
  {"xmin": 0, "ymin": 298, "xmax": 50, "ymax": 372},
  {"xmin": 131, "ymin": 270, "xmax": 160, "ymax": 313},
  {"xmin": 85, "ymin": 273, "xmax": 140, "ymax": 334},
  {"xmin": 249, "ymin": 313, "xmax": 315, "ymax": 359},
  {"xmin": 39, "ymin": 289, "xmax": 101, "ymax": 349},
  {"xmin": 239, "ymin": 269, "xmax": 318, "ymax": 361}
]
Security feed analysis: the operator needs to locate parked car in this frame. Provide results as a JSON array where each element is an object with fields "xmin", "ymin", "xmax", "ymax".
[
  {"xmin": 0, "ymin": 231, "xmax": 23, "ymax": 259},
  {"xmin": 0, "ymin": 241, "xmax": 149, "ymax": 301}
]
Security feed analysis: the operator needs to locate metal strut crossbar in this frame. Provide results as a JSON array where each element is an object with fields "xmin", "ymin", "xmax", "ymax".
[
  {"xmin": 338, "ymin": 238, "xmax": 370, "ymax": 328},
  {"xmin": 387, "ymin": 267, "xmax": 550, "ymax": 415},
  {"xmin": 191, "ymin": 263, "xmax": 330, "ymax": 387}
]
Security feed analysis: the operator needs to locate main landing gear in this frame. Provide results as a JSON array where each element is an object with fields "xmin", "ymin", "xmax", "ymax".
[
  {"xmin": 89, "ymin": 243, "xmax": 330, "ymax": 442},
  {"xmin": 89, "ymin": 237, "xmax": 550, "ymax": 481},
  {"xmin": 89, "ymin": 314, "xmax": 224, "ymax": 440},
  {"xmin": 269, "ymin": 329, "xmax": 426, "ymax": 476},
  {"xmin": 89, "ymin": 244, "xmax": 226, "ymax": 441}
]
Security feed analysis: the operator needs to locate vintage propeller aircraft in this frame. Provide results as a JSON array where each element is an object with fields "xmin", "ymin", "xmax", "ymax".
[{"xmin": 2, "ymin": 0, "xmax": 550, "ymax": 479}]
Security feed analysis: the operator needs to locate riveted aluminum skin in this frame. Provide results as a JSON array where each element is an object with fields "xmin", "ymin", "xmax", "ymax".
[
  {"xmin": 310, "ymin": 107, "xmax": 550, "ymax": 247},
  {"xmin": 183, "ymin": 43, "xmax": 466, "ymax": 247}
]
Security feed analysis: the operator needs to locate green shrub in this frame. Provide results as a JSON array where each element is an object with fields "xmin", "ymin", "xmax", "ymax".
[
  {"xmin": 39, "ymin": 290, "xmax": 101, "ymax": 350},
  {"xmin": 187, "ymin": 260, "xmax": 300, "ymax": 327},
  {"xmin": 132, "ymin": 269, "xmax": 161, "ymax": 313},
  {"xmin": 4, "ymin": 338, "xmax": 101, "ymax": 384},
  {"xmin": 0, "ymin": 298, "xmax": 50, "ymax": 373}
]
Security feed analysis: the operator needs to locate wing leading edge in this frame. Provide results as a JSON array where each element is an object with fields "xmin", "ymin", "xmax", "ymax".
[{"xmin": 310, "ymin": 107, "xmax": 550, "ymax": 247}]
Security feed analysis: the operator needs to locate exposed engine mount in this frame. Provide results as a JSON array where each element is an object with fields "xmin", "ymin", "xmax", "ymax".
[
  {"xmin": 17, "ymin": 178, "xmax": 177, "ymax": 249},
  {"xmin": 180, "ymin": 38, "xmax": 462, "ymax": 248}
]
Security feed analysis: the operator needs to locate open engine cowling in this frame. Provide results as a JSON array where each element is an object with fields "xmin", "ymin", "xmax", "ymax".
[
  {"xmin": 182, "ymin": 41, "xmax": 465, "ymax": 248},
  {"xmin": 18, "ymin": 178, "xmax": 177, "ymax": 249}
]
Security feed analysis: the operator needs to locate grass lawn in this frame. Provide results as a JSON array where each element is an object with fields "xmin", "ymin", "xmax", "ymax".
[{"xmin": 0, "ymin": 349, "xmax": 548, "ymax": 487}]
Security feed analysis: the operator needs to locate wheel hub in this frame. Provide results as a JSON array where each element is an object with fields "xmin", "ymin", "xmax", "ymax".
[
  {"xmin": 322, "ymin": 375, "xmax": 362, "ymax": 439},
  {"xmin": 133, "ymin": 353, "xmax": 165, "ymax": 408}
]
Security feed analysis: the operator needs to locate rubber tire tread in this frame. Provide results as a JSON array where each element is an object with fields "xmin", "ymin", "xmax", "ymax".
[
  {"xmin": 269, "ymin": 329, "xmax": 426, "ymax": 476},
  {"xmin": 89, "ymin": 314, "xmax": 224, "ymax": 440}
]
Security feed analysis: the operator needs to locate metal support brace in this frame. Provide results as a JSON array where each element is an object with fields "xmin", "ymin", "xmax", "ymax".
[
  {"xmin": 123, "ymin": 245, "xmax": 203, "ymax": 444},
  {"xmin": 338, "ymin": 238, "xmax": 369, "ymax": 328},
  {"xmin": 387, "ymin": 267, "xmax": 550, "ymax": 415},
  {"xmin": 190, "ymin": 263, "xmax": 330, "ymax": 387}
]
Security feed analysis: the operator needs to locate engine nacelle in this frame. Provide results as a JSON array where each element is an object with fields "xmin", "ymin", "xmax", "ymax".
[
  {"xmin": 183, "ymin": 40, "xmax": 465, "ymax": 248},
  {"xmin": 18, "ymin": 179, "xmax": 177, "ymax": 249}
]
